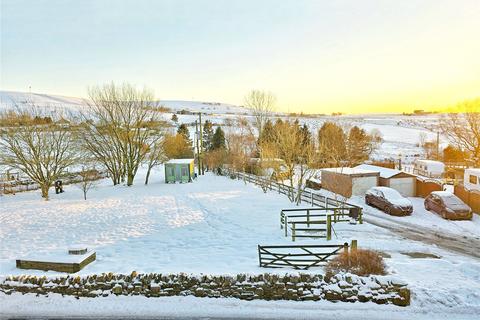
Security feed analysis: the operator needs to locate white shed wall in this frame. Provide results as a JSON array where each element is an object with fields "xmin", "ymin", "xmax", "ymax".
[
  {"xmin": 389, "ymin": 177, "xmax": 416, "ymax": 197},
  {"xmin": 352, "ymin": 176, "xmax": 378, "ymax": 196}
]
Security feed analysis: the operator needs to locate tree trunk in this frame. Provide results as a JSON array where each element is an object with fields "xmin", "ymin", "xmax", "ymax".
[
  {"xmin": 83, "ymin": 190, "xmax": 87, "ymax": 200},
  {"xmin": 127, "ymin": 173, "xmax": 134, "ymax": 186},
  {"xmin": 145, "ymin": 167, "xmax": 152, "ymax": 185},
  {"xmin": 40, "ymin": 184, "xmax": 49, "ymax": 201}
]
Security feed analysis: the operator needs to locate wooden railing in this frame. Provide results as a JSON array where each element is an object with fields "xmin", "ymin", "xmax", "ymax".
[
  {"xmin": 280, "ymin": 207, "xmax": 355, "ymax": 241},
  {"xmin": 258, "ymin": 240, "xmax": 357, "ymax": 270},
  {"xmin": 224, "ymin": 169, "xmax": 363, "ymax": 223}
]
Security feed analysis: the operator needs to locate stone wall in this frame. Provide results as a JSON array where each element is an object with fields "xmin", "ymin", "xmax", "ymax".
[{"xmin": 0, "ymin": 272, "xmax": 410, "ymax": 307}]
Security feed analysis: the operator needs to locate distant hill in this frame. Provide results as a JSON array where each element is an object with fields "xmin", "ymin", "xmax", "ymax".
[{"xmin": 0, "ymin": 90, "xmax": 249, "ymax": 116}]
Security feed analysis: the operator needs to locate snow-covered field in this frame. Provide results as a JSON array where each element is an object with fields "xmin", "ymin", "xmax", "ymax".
[
  {"xmin": 1, "ymin": 90, "xmax": 444, "ymax": 161},
  {"xmin": 1, "ymin": 167, "xmax": 479, "ymax": 319}
]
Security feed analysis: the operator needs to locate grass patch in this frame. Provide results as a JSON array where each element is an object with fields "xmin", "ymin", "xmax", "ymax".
[{"xmin": 325, "ymin": 249, "xmax": 387, "ymax": 278}]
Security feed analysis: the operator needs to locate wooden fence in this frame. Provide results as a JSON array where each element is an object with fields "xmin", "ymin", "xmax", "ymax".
[
  {"xmin": 258, "ymin": 240, "xmax": 357, "ymax": 269},
  {"xmin": 280, "ymin": 208, "xmax": 354, "ymax": 241},
  {"xmin": 454, "ymin": 184, "xmax": 480, "ymax": 214},
  {"xmin": 0, "ymin": 170, "xmax": 108, "ymax": 195},
  {"xmin": 225, "ymin": 169, "xmax": 363, "ymax": 223},
  {"xmin": 416, "ymin": 178, "xmax": 444, "ymax": 198}
]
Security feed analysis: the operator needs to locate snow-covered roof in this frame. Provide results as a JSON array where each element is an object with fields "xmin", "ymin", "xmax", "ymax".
[
  {"xmin": 166, "ymin": 159, "xmax": 194, "ymax": 164},
  {"xmin": 355, "ymin": 164, "xmax": 413, "ymax": 179},
  {"xmin": 321, "ymin": 167, "xmax": 379, "ymax": 176},
  {"xmin": 465, "ymin": 168, "xmax": 480, "ymax": 176},
  {"xmin": 414, "ymin": 159, "xmax": 445, "ymax": 169}
]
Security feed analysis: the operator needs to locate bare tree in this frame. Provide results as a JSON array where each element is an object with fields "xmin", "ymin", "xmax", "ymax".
[
  {"xmin": 225, "ymin": 117, "xmax": 256, "ymax": 174},
  {"xmin": 76, "ymin": 167, "xmax": 101, "ymax": 200},
  {"xmin": 244, "ymin": 90, "xmax": 275, "ymax": 137},
  {"xmin": 80, "ymin": 83, "xmax": 164, "ymax": 186},
  {"xmin": 439, "ymin": 99, "xmax": 480, "ymax": 165},
  {"xmin": 145, "ymin": 137, "xmax": 167, "ymax": 185},
  {"xmin": 0, "ymin": 109, "xmax": 77, "ymax": 200},
  {"xmin": 266, "ymin": 121, "xmax": 316, "ymax": 204}
]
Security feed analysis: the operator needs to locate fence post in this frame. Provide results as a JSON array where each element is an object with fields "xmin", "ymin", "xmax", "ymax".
[
  {"xmin": 311, "ymin": 192, "xmax": 314, "ymax": 207},
  {"xmin": 292, "ymin": 223, "xmax": 296, "ymax": 242},
  {"xmin": 285, "ymin": 216, "xmax": 288, "ymax": 237},
  {"xmin": 326, "ymin": 215, "xmax": 332, "ymax": 240},
  {"xmin": 343, "ymin": 242, "xmax": 349, "ymax": 254},
  {"xmin": 351, "ymin": 240, "xmax": 357, "ymax": 252},
  {"xmin": 359, "ymin": 208, "xmax": 363, "ymax": 224},
  {"xmin": 307, "ymin": 209, "xmax": 310, "ymax": 227},
  {"xmin": 258, "ymin": 245, "xmax": 262, "ymax": 267}
]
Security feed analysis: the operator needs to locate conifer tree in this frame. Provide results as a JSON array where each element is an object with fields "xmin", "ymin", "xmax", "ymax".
[
  {"xmin": 202, "ymin": 120, "xmax": 214, "ymax": 151},
  {"xmin": 211, "ymin": 126, "xmax": 226, "ymax": 150}
]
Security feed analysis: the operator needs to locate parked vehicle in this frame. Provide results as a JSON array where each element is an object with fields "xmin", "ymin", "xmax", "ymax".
[
  {"xmin": 424, "ymin": 191, "xmax": 473, "ymax": 220},
  {"xmin": 365, "ymin": 186, "xmax": 413, "ymax": 216}
]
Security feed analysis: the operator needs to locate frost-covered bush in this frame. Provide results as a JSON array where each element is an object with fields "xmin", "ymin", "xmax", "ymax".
[{"xmin": 325, "ymin": 249, "xmax": 386, "ymax": 278}]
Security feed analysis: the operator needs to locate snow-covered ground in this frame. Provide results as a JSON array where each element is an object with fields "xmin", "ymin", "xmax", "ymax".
[{"xmin": 0, "ymin": 167, "xmax": 479, "ymax": 318}]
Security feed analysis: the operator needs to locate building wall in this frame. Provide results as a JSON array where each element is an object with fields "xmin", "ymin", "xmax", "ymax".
[
  {"xmin": 352, "ymin": 176, "xmax": 378, "ymax": 196},
  {"xmin": 388, "ymin": 177, "xmax": 416, "ymax": 197},
  {"xmin": 321, "ymin": 170, "xmax": 353, "ymax": 198}
]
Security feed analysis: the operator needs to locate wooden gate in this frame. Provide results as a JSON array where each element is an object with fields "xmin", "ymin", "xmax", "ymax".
[
  {"xmin": 416, "ymin": 178, "xmax": 443, "ymax": 198},
  {"xmin": 258, "ymin": 241, "xmax": 356, "ymax": 270}
]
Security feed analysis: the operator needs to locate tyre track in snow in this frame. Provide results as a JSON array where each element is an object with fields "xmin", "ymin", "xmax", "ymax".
[{"xmin": 363, "ymin": 213, "xmax": 480, "ymax": 259}]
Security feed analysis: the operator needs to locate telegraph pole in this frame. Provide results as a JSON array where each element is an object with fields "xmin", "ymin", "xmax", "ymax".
[
  {"xmin": 195, "ymin": 120, "xmax": 201, "ymax": 176},
  {"xmin": 199, "ymin": 112, "xmax": 204, "ymax": 175}
]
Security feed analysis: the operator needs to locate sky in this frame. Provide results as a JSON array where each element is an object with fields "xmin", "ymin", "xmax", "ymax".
[{"xmin": 1, "ymin": 0, "xmax": 479, "ymax": 114}]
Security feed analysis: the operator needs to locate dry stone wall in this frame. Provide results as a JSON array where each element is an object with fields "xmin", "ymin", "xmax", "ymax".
[{"xmin": 0, "ymin": 272, "xmax": 410, "ymax": 306}]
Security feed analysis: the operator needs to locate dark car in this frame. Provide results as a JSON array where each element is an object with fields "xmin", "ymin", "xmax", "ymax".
[
  {"xmin": 424, "ymin": 191, "xmax": 472, "ymax": 220},
  {"xmin": 365, "ymin": 186, "xmax": 413, "ymax": 216}
]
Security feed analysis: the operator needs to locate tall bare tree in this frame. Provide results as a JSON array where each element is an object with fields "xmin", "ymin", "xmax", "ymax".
[
  {"xmin": 244, "ymin": 90, "xmax": 276, "ymax": 137},
  {"xmin": 439, "ymin": 99, "xmax": 480, "ymax": 165},
  {"xmin": 80, "ymin": 83, "xmax": 164, "ymax": 186},
  {"xmin": 0, "ymin": 110, "xmax": 77, "ymax": 200}
]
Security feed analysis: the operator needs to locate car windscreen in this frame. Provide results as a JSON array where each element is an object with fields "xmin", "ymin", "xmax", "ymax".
[
  {"xmin": 381, "ymin": 188, "xmax": 402, "ymax": 200},
  {"xmin": 442, "ymin": 196, "xmax": 465, "ymax": 207}
]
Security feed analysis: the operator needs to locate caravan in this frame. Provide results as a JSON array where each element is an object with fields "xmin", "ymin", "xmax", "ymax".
[
  {"xmin": 464, "ymin": 168, "xmax": 480, "ymax": 191},
  {"xmin": 413, "ymin": 159, "xmax": 445, "ymax": 178}
]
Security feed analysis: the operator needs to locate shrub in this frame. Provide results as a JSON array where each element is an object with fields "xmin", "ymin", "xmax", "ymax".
[{"xmin": 325, "ymin": 249, "xmax": 386, "ymax": 278}]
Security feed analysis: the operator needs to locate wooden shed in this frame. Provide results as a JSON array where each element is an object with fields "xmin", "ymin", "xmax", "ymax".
[
  {"xmin": 165, "ymin": 159, "xmax": 195, "ymax": 183},
  {"xmin": 355, "ymin": 164, "xmax": 416, "ymax": 197},
  {"xmin": 321, "ymin": 167, "xmax": 379, "ymax": 198}
]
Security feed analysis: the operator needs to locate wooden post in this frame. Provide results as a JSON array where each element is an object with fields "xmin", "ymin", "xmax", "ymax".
[
  {"xmin": 292, "ymin": 223, "xmax": 296, "ymax": 242},
  {"xmin": 258, "ymin": 245, "xmax": 262, "ymax": 267},
  {"xmin": 343, "ymin": 242, "xmax": 349, "ymax": 254},
  {"xmin": 351, "ymin": 240, "xmax": 357, "ymax": 252},
  {"xmin": 311, "ymin": 192, "xmax": 314, "ymax": 207},
  {"xmin": 326, "ymin": 215, "xmax": 332, "ymax": 240},
  {"xmin": 285, "ymin": 216, "xmax": 288, "ymax": 237},
  {"xmin": 359, "ymin": 208, "xmax": 363, "ymax": 224},
  {"xmin": 307, "ymin": 209, "xmax": 310, "ymax": 227}
]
